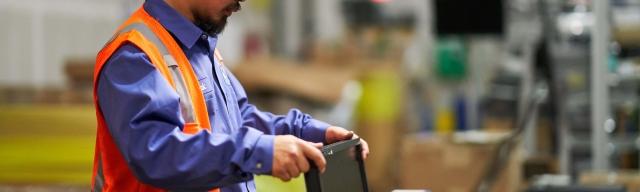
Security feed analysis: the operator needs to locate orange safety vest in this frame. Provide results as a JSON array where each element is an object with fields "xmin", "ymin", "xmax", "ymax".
[{"xmin": 91, "ymin": 7, "xmax": 220, "ymax": 192}]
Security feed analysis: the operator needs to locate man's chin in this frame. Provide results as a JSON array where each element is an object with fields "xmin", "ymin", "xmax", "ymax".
[
  {"xmin": 195, "ymin": 18, "xmax": 227, "ymax": 36},
  {"xmin": 215, "ymin": 18, "xmax": 228, "ymax": 34}
]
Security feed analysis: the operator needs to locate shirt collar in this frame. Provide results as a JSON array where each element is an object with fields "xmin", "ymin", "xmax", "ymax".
[{"xmin": 143, "ymin": 0, "xmax": 209, "ymax": 49}]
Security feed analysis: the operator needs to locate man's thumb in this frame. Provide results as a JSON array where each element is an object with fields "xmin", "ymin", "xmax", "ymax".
[{"xmin": 342, "ymin": 131, "xmax": 354, "ymax": 140}]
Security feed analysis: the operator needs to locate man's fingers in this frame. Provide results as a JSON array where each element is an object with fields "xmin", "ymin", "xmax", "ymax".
[
  {"xmin": 334, "ymin": 129, "xmax": 354, "ymax": 142},
  {"xmin": 353, "ymin": 134, "xmax": 369, "ymax": 159},
  {"xmin": 326, "ymin": 126, "xmax": 356, "ymax": 143},
  {"xmin": 300, "ymin": 141, "xmax": 326, "ymax": 173},
  {"xmin": 295, "ymin": 151, "xmax": 311, "ymax": 173},
  {"xmin": 280, "ymin": 171, "xmax": 292, "ymax": 182},
  {"xmin": 286, "ymin": 162, "xmax": 301, "ymax": 179},
  {"xmin": 307, "ymin": 141, "xmax": 323, "ymax": 149},
  {"xmin": 275, "ymin": 168, "xmax": 291, "ymax": 181},
  {"xmin": 343, "ymin": 131, "xmax": 354, "ymax": 140},
  {"xmin": 359, "ymin": 139, "xmax": 370, "ymax": 159}
]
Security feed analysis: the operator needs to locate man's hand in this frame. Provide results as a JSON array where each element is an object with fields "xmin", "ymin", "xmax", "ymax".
[
  {"xmin": 272, "ymin": 135, "xmax": 326, "ymax": 181},
  {"xmin": 325, "ymin": 126, "xmax": 370, "ymax": 159}
]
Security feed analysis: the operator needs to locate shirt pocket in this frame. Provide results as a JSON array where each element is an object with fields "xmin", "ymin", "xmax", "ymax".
[{"xmin": 198, "ymin": 76, "xmax": 215, "ymax": 100}]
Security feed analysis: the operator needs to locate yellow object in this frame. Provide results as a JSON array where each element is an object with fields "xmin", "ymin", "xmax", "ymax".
[
  {"xmin": 0, "ymin": 105, "xmax": 95, "ymax": 186},
  {"xmin": 356, "ymin": 70, "xmax": 402, "ymax": 122},
  {"xmin": 435, "ymin": 107, "xmax": 455, "ymax": 134},
  {"xmin": 254, "ymin": 175, "xmax": 305, "ymax": 192}
]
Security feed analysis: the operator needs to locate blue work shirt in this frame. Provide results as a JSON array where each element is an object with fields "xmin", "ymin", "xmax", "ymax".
[{"xmin": 96, "ymin": 0, "xmax": 330, "ymax": 191}]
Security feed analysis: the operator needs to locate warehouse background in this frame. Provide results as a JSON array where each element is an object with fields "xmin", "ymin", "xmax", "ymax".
[{"xmin": 3, "ymin": 0, "xmax": 640, "ymax": 191}]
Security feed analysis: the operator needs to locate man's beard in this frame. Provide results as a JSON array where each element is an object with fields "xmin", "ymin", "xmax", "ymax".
[
  {"xmin": 194, "ymin": 16, "xmax": 227, "ymax": 36},
  {"xmin": 194, "ymin": 2, "xmax": 241, "ymax": 36}
]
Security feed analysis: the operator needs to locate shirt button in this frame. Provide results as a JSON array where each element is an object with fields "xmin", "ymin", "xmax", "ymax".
[
  {"xmin": 256, "ymin": 163, "xmax": 263, "ymax": 169},
  {"xmin": 200, "ymin": 34, "xmax": 207, "ymax": 40}
]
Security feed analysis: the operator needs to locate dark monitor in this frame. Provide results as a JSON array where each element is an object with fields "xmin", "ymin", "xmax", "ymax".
[
  {"xmin": 305, "ymin": 138, "xmax": 369, "ymax": 192},
  {"xmin": 434, "ymin": 0, "xmax": 504, "ymax": 35}
]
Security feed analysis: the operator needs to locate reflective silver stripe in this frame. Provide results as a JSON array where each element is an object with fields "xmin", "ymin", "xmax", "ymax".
[
  {"xmin": 93, "ymin": 158, "xmax": 104, "ymax": 192},
  {"xmin": 163, "ymin": 55, "xmax": 196, "ymax": 123},
  {"xmin": 116, "ymin": 22, "xmax": 197, "ymax": 124},
  {"xmin": 119, "ymin": 23, "xmax": 169, "ymax": 55}
]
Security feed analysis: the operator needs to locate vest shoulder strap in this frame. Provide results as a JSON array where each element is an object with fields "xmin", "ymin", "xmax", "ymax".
[{"xmin": 95, "ymin": 8, "xmax": 211, "ymax": 134}]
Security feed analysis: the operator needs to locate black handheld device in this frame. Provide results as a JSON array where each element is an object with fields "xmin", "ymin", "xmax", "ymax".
[{"xmin": 304, "ymin": 138, "xmax": 369, "ymax": 192}]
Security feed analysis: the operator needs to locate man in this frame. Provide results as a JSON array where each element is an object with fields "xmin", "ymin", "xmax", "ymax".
[{"xmin": 91, "ymin": 0, "xmax": 369, "ymax": 191}]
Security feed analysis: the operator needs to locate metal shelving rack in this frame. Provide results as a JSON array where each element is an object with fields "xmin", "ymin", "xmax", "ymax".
[
  {"xmin": 554, "ymin": 0, "xmax": 640, "ymax": 178},
  {"xmin": 545, "ymin": 0, "xmax": 614, "ymax": 178},
  {"xmin": 590, "ymin": 0, "xmax": 612, "ymax": 172}
]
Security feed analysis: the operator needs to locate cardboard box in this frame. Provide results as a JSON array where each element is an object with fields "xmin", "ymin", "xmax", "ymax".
[
  {"xmin": 580, "ymin": 171, "xmax": 640, "ymax": 192},
  {"xmin": 399, "ymin": 134, "xmax": 522, "ymax": 192}
]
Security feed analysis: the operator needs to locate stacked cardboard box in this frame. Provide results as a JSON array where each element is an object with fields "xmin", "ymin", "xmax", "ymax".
[
  {"xmin": 399, "ymin": 134, "xmax": 522, "ymax": 192},
  {"xmin": 580, "ymin": 171, "xmax": 640, "ymax": 191}
]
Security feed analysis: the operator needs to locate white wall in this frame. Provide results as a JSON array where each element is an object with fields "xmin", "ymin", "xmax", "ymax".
[{"xmin": 0, "ymin": 0, "xmax": 126, "ymax": 88}]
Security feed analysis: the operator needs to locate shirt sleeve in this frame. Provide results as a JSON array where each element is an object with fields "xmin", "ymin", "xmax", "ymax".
[
  {"xmin": 224, "ymin": 68, "xmax": 331, "ymax": 143},
  {"xmin": 97, "ymin": 44, "xmax": 274, "ymax": 191}
]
